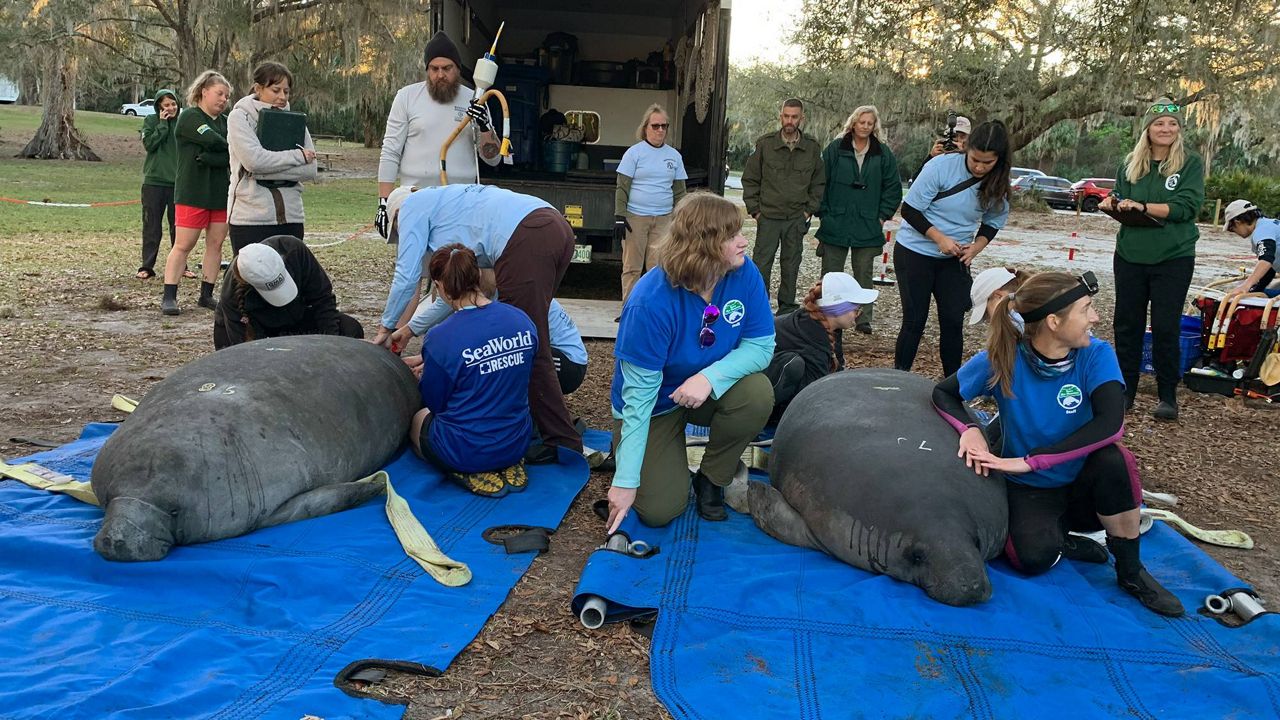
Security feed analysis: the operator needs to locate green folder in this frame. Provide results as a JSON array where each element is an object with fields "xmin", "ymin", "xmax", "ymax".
[{"xmin": 257, "ymin": 108, "xmax": 307, "ymax": 152}]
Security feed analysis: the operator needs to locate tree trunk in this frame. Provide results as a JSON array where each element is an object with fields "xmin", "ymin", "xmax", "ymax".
[{"xmin": 19, "ymin": 42, "xmax": 100, "ymax": 161}]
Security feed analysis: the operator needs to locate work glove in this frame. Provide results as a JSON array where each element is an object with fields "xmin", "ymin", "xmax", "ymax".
[
  {"xmin": 466, "ymin": 100, "xmax": 492, "ymax": 133},
  {"xmin": 375, "ymin": 198, "xmax": 389, "ymax": 239},
  {"xmin": 613, "ymin": 215, "xmax": 632, "ymax": 245}
]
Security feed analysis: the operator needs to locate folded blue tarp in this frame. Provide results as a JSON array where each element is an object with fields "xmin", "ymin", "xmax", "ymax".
[
  {"xmin": 573, "ymin": 471, "xmax": 1280, "ymax": 719},
  {"xmin": 0, "ymin": 423, "xmax": 588, "ymax": 719}
]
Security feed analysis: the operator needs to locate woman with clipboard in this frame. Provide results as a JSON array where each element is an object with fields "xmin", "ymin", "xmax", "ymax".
[
  {"xmin": 1099, "ymin": 98, "xmax": 1205, "ymax": 422},
  {"xmin": 227, "ymin": 62, "xmax": 317, "ymax": 254}
]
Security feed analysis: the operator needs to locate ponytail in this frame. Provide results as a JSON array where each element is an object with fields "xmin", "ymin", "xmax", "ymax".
[
  {"xmin": 984, "ymin": 271, "xmax": 1082, "ymax": 396},
  {"xmin": 800, "ymin": 281, "xmax": 840, "ymax": 372}
]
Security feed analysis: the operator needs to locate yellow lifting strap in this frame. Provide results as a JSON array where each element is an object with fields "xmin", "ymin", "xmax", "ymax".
[{"xmin": 0, "ymin": 461, "xmax": 99, "ymax": 506}]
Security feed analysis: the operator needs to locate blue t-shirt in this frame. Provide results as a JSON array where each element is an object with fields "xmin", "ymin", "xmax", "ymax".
[
  {"xmin": 610, "ymin": 260, "xmax": 772, "ymax": 416},
  {"xmin": 383, "ymin": 184, "xmax": 551, "ymax": 329},
  {"xmin": 419, "ymin": 301, "xmax": 537, "ymax": 473},
  {"xmin": 897, "ymin": 153, "xmax": 1010, "ymax": 258},
  {"xmin": 618, "ymin": 141, "xmax": 688, "ymax": 216},
  {"xmin": 956, "ymin": 337, "xmax": 1124, "ymax": 488},
  {"xmin": 548, "ymin": 299, "xmax": 588, "ymax": 365}
]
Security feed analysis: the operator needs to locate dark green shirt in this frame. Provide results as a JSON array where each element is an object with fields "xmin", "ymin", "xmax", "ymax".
[
  {"xmin": 140, "ymin": 90, "xmax": 179, "ymax": 188},
  {"xmin": 1113, "ymin": 154, "xmax": 1204, "ymax": 264},
  {"xmin": 741, "ymin": 130, "xmax": 826, "ymax": 220},
  {"xmin": 816, "ymin": 135, "xmax": 903, "ymax": 248},
  {"xmin": 175, "ymin": 106, "xmax": 230, "ymax": 210}
]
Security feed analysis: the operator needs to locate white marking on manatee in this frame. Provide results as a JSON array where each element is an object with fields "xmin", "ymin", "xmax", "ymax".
[
  {"xmin": 918, "ymin": 441, "xmax": 933, "ymax": 451},
  {"xmin": 897, "ymin": 437, "xmax": 907, "ymax": 445},
  {"xmin": 873, "ymin": 386, "xmax": 901, "ymax": 391}
]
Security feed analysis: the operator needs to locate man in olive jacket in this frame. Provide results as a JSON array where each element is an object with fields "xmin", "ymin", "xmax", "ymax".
[
  {"xmin": 742, "ymin": 98, "xmax": 826, "ymax": 315},
  {"xmin": 815, "ymin": 111, "xmax": 903, "ymax": 333}
]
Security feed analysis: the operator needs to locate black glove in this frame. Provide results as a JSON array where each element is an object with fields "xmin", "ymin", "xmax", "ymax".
[
  {"xmin": 375, "ymin": 199, "xmax": 389, "ymax": 239},
  {"xmin": 613, "ymin": 215, "xmax": 632, "ymax": 244},
  {"xmin": 466, "ymin": 100, "xmax": 492, "ymax": 133}
]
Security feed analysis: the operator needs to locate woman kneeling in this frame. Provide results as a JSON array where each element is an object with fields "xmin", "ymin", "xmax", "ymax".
[
  {"xmin": 607, "ymin": 193, "xmax": 775, "ymax": 532},
  {"xmin": 408, "ymin": 244, "xmax": 537, "ymax": 496},
  {"xmin": 932, "ymin": 272, "xmax": 1183, "ymax": 617}
]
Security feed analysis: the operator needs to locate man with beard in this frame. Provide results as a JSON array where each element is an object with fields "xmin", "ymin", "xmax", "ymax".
[
  {"xmin": 742, "ymin": 98, "xmax": 826, "ymax": 315},
  {"xmin": 375, "ymin": 32, "xmax": 502, "ymax": 239}
]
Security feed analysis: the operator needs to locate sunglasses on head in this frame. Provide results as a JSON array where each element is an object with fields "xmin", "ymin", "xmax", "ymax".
[
  {"xmin": 1148, "ymin": 103, "xmax": 1181, "ymax": 114},
  {"xmin": 699, "ymin": 304, "xmax": 720, "ymax": 349},
  {"xmin": 650, "ymin": 123, "xmax": 670, "ymax": 130}
]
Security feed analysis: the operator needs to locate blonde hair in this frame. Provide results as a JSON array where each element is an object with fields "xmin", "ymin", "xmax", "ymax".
[
  {"xmin": 840, "ymin": 105, "xmax": 884, "ymax": 142},
  {"xmin": 657, "ymin": 193, "xmax": 742, "ymax": 293},
  {"xmin": 635, "ymin": 104, "xmax": 669, "ymax": 142},
  {"xmin": 986, "ymin": 272, "xmax": 1080, "ymax": 397},
  {"xmin": 186, "ymin": 70, "xmax": 232, "ymax": 108},
  {"xmin": 1123, "ymin": 121, "xmax": 1186, "ymax": 184}
]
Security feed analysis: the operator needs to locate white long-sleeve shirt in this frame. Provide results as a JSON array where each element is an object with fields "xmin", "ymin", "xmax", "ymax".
[{"xmin": 377, "ymin": 82, "xmax": 499, "ymax": 187}]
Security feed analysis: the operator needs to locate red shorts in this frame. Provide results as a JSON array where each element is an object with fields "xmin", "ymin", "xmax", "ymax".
[{"xmin": 175, "ymin": 204, "xmax": 228, "ymax": 229}]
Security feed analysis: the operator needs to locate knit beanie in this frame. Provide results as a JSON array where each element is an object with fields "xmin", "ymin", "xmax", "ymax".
[
  {"xmin": 424, "ymin": 31, "xmax": 463, "ymax": 69},
  {"xmin": 1142, "ymin": 96, "xmax": 1185, "ymax": 132}
]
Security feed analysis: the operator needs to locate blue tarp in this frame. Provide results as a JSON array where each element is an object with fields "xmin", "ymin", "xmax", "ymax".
[
  {"xmin": 0, "ymin": 423, "xmax": 588, "ymax": 720},
  {"xmin": 573, "ymin": 470, "xmax": 1280, "ymax": 719}
]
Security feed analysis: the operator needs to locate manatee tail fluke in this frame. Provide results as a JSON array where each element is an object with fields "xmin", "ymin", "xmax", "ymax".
[{"xmin": 94, "ymin": 497, "xmax": 176, "ymax": 561}]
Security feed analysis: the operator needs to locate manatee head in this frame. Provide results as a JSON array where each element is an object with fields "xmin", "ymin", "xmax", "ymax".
[
  {"xmin": 94, "ymin": 497, "xmax": 177, "ymax": 562},
  {"xmin": 897, "ymin": 529, "xmax": 993, "ymax": 606}
]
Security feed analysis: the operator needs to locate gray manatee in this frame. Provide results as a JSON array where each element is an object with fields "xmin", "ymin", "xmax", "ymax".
[
  {"xmin": 745, "ymin": 368, "xmax": 1007, "ymax": 606},
  {"xmin": 91, "ymin": 335, "xmax": 421, "ymax": 561}
]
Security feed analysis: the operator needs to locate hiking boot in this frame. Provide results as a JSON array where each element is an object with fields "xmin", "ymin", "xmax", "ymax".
[
  {"xmin": 855, "ymin": 323, "xmax": 872, "ymax": 335},
  {"xmin": 1152, "ymin": 401, "xmax": 1178, "ymax": 422},
  {"xmin": 447, "ymin": 470, "xmax": 508, "ymax": 498},
  {"xmin": 1108, "ymin": 534, "xmax": 1184, "ymax": 617},
  {"xmin": 1062, "ymin": 533, "xmax": 1109, "ymax": 564},
  {"xmin": 161, "ymin": 284, "xmax": 180, "ymax": 316},
  {"xmin": 499, "ymin": 463, "xmax": 528, "ymax": 493},
  {"xmin": 692, "ymin": 470, "xmax": 727, "ymax": 521}
]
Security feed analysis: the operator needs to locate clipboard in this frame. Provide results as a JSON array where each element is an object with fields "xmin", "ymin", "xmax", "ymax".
[
  {"xmin": 256, "ymin": 108, "xmax": 307, "ymax": 152},
  {"xmin": 1100, "ymin": 204, "xmax": 1165, "ymax": 228}
]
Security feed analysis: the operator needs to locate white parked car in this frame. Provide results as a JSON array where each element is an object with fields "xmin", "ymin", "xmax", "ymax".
[{"xmin": 120, "ymin": 99, "xmax": 157, "ymax": 117}]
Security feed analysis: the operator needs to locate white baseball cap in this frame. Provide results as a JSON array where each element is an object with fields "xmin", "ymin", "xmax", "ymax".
[
  {"xmin": 385, "ymin": 185, "xmax": 418, "ymax": 244},
  {"xmin": 237, "ymin": 243, "xmax": 297, "ymax": 307},
  {"xmin": 1222, "ymin": 199, "xmax": 1257, "ymax": 232},
  {"xmin": 954, "ymin": 116, "xmax": 972, "ymax": 135},
  {"xmin": 969, "ymin": 267, "xmax": 1018, "ymax": 326},
  {"xmin": 818, "ymin": 272, "xmax": 879, "ymax": 311}
]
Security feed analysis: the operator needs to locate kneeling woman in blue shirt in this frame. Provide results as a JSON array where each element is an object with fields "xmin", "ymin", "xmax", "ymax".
[
  {"xmin": 932, "ymin": 272, "xmax": 1182, "ymax": 617},
  {"xmin": 607, "ymin": 193, "xmax": 776, "ymax": 532},
  {"xmin": 407, "ymin": 244, "xmax": 538, "ymax": 494}
]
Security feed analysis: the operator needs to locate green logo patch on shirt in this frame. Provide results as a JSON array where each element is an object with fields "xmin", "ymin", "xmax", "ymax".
[{"xmin": 1057, "ymin": 384, "xmax": 1083, "ymax": 412}]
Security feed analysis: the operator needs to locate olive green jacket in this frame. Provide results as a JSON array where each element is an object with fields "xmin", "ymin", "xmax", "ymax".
[
  {"xmin": 741, "ymin": 129, "xmax": 826, "ymax": 220},
  {"xmin": 816, "ymin": 135, "xmax": 903, "ymax": 248}
]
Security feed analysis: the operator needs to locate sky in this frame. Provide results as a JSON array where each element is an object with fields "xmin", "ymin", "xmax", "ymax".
[{"xmin": 727, "ymin": 0, "xmax": 802, "ymax": 64}]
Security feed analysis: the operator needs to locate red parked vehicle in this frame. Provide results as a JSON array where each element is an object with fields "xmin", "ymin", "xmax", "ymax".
[{"xmin": 1070, "ymin": 178, "xmax": 1116, "ymax": 213}]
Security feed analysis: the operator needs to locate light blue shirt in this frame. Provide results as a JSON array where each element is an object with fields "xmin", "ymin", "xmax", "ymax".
[
  {"xmin": 897, "ymin": 153, "xmax": 1009, "ymax": 258},
  {"xmin": 548, "ymin": 299, "xmax": 588, "ymax": 365},
  {"xmin": 618, "ymin": 141, "xmax": 688, "ymax": 216},
  {"xmin": 381, "ymin": 184, "xmax": 551, "ymax": 330}
]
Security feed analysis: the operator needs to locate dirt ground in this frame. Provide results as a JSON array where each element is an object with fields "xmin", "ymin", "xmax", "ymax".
[{"xmin": 1, "ymin": 141, "xmax": 1276, "ymax": 719}]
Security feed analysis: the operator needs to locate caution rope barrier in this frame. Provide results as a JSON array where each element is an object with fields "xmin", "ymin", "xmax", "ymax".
[{"xmin": 305, "ymin": 223, "xmax": 376, "ymax": 250}]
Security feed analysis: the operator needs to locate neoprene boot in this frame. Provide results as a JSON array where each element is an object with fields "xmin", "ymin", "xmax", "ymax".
[
  {"xmin": 1061, "ymin": 533, "xmax": 1109, "ymax": 564},
  {"xmin": 1153, "ymin": 385, "xmax": 1178, "ymax": 422},
  {"xmin": 1107, "ymin": 534, "xmax": 1184, "ymax": 617},
  {"xmin": 692, "ymin": 469, "xmax": 727, "ymax": 521},
  {"xmin": 197, "ymin": 281, "xmax": 218, "ymax": 311},
  {"xmin": 161, "ymin": 284, "xmax": 180, "ymax": 316}
]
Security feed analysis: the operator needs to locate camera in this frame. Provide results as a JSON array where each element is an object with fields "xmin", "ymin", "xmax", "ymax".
[{"xmin": 940, "ymin": 111, "xmax": 959, "ymax": 153}]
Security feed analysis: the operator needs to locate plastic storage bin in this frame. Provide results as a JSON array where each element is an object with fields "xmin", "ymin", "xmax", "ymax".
[{"xmin": 1141, "ymin": 315, "xmax": 1202, "ymax": 375}]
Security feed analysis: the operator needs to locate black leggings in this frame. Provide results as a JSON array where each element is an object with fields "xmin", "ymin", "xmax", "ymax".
[
  {"xmin": 893, "ymin": 243, "xmax": 972, "ymax": 376},
  {"xmin": 1005, "ymin": 444, "xmax": 1141, "ymax": 576},
  {"xmin": 551, "ymin": 348, "xmax": 587, "ymax": 396}
]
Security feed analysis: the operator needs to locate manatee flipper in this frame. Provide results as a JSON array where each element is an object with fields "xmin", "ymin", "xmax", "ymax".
[
  {"xmin": 262, "ymin": 474, "xmax": 387, "ymax": 528},
  {"xmin": 747, "ymin": 481, "xmax": 823, "ymax": 551}
]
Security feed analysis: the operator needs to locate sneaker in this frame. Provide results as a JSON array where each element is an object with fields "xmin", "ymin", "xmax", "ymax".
[
  {"xmin": 161, "ymin": 297, "xmax": 180, "ymax": 316},
  {"xmin": 1062, "ymin": 534, "xmax": 1109, "ymax": 564},
  {"xmin": 446, "ymin": 470, "xmax": 508, "ymax": 498},
  {"xmin": 499, "ymin": 463, "xmax": 528, "ymax": 493},
  {"xmin": 1118, "ymin": 567, "xmax": 1185, "ymax": 617},
  {"xmin": 1152, "ymin": 401, "xmax": 1178, "ymax": 422}
]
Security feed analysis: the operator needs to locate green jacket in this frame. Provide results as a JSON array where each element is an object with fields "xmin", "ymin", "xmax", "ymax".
[
  {"xmin": 174, "ymin": 106, "xmax": 230, "ymax": 210},
  {"xmin": 741, "ymin": 129, "xmax": 826, "ymax": 220},
  {"xmin": 1113, "ymin": 153, "xmax": 1204, "ymax": 264},
  {"xmin": 141, "ymin": 89, "xmax": 179, "ymax": 188},
  {"xmin": 815, "ymin": 135, "xmax": 903, "ymax": 248}
]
